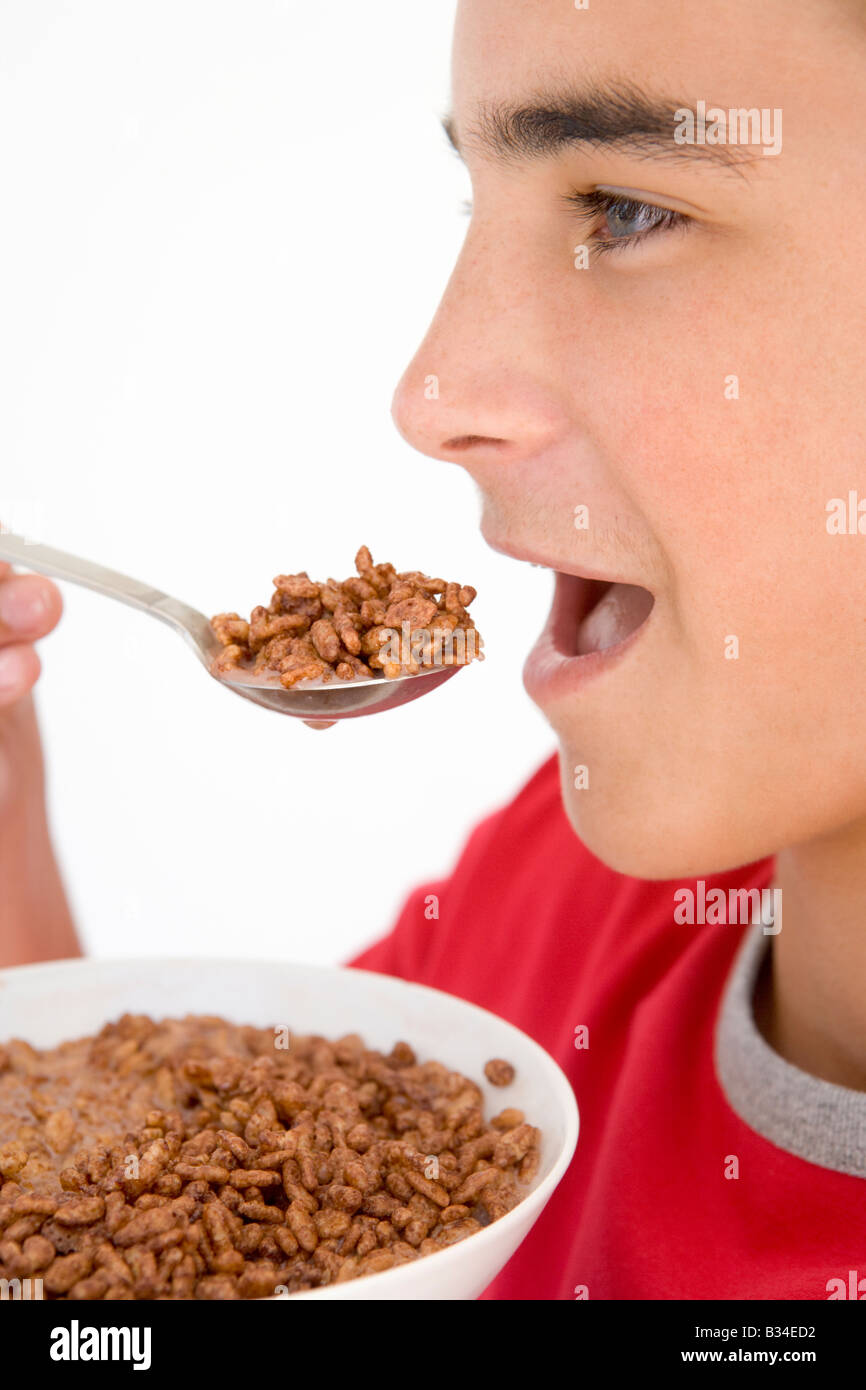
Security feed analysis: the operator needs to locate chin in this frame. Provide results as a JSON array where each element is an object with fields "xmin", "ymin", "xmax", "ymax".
[{"xmin": 554, "ymin": 749, "xmax": 761, "ymax": 882}]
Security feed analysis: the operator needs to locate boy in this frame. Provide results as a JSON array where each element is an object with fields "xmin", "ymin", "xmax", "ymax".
[{"xmin": 6, "ymin": 0, "xmax": 866, "ymax": 1297}]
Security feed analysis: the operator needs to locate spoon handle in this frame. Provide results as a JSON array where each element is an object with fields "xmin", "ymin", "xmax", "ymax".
[{"xmin": 0, "ymin": 530, "xmax": 214, "ymax": 657}]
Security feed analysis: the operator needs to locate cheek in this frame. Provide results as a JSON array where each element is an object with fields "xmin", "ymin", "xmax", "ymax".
[{"xmin": 539, "ymin": 186, "xmax": 866, "ymax": 872}]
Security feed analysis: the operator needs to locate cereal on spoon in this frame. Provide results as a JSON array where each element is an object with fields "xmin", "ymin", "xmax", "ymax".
[{"xmin": 210, "ymin": 546, "xmax": 483, "ymax": 689}]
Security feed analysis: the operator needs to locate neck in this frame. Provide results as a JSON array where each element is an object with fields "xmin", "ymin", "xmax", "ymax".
[{"xmin": 761, "ymin": 821, "xmax": 866, "ymax": 1090}]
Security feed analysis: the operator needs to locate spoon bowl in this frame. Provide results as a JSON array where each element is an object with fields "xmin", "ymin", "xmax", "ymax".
[
  {"xmin": 218, "ymin": 660, "xmax": 461, "ymax": 720},
  {"xmin": 0, "ymin": 532, "xmax": 466, "ymax": 721}
]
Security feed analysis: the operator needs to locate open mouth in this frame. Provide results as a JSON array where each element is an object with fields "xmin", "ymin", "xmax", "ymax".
[
  {"xmin": 480, "ymin": 528, "xmax": 658, "ymax": 702},
  {"xmin": 553, "ymin": 573, "xmax": 655, "ymax": 659}
]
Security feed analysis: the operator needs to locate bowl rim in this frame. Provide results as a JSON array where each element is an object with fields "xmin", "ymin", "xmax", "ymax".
[{"xmin": 0, "ymin": 955, "xmax": 580, "ymax": 1300}]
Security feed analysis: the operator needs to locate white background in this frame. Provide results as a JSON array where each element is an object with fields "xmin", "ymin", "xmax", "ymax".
[{"xmin": 0, "ymin": 0, "xmax": 554, "ymax": 965}]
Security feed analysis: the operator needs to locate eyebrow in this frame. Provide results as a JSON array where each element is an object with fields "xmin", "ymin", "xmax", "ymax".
[{"xmin": 442, "ymin": 80, "xmax": 761, "ymax": 173}]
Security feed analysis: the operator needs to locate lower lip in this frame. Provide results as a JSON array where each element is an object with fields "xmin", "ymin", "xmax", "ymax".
[{"xmin": 523, "ymin": 572, "xmax": 654, "ymax": 707}]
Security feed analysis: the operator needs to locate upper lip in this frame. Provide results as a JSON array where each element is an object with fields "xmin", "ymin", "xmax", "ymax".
[{"xmin": 481, "ymin": 528, "xmax": 652, "ymax": 594}]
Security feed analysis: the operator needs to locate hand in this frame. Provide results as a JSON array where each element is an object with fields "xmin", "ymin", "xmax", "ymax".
[{"xmin": 0, "ymin": 563, "xmax": 63, "ymax": 811}]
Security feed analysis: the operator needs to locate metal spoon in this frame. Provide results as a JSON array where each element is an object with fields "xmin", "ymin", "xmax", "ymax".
[{"xmin": 0, "ymin": 532, "xmax": 463, "ymax": 722}]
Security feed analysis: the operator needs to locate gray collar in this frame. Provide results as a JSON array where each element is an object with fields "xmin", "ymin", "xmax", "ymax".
[{"xmin": 715, "ymin": 921, "xmax": 866, "ymax": 1178}]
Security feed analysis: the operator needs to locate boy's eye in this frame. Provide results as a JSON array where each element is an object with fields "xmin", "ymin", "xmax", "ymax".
[
  {"xmin": 460, "ymin": 190, "xmax": 692, "ymax": 259},
  {"xmin": 563, "ymin": 189, "xmax": 690, "ymax": 257}
]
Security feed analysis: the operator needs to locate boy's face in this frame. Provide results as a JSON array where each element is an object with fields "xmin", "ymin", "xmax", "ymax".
[{"xmin": 392, "ymin": 0, "xmax": 866, "ymax": 879}]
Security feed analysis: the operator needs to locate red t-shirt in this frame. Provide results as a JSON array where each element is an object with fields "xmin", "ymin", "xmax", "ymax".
[{"xmin": 350, "ymin": 756, "xmax": 866, "ymax": 1300}]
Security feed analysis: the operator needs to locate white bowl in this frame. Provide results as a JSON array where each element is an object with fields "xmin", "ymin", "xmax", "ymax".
[{"xmin": 0, "ymin": 957, "xmax": 578, "ymax": 1300}]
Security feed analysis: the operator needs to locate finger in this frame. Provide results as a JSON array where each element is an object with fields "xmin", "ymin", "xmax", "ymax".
[
  {"xmin": 0, "ymin": 642, "xmax": 41, "ymax": 707},
  {"xmin": 0, "ymin": 574, "xmax": 63, "ymax": 644},
  {"xmin": 303, "ymin": 720, "xmax": 337, "ymax": 731}
]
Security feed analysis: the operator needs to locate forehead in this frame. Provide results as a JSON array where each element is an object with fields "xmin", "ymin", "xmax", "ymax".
[{"xmin": 450, "ymin": 0, "xmax": 837, "ymax": 128}]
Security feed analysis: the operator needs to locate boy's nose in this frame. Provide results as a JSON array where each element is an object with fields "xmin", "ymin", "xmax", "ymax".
[{"xmin": 391, "ymin": 231, "xmax": 569, "ymax": 475}]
